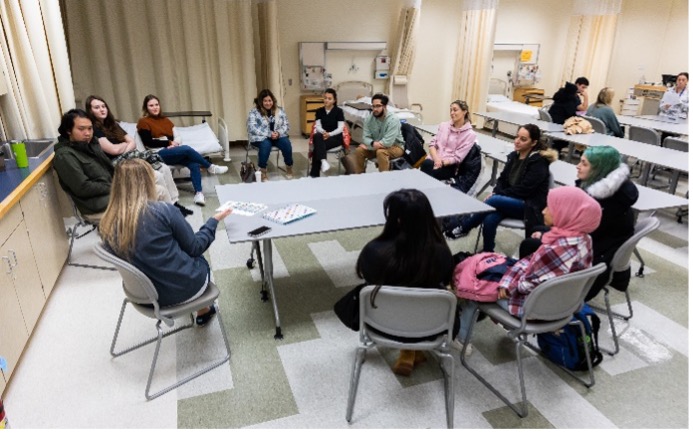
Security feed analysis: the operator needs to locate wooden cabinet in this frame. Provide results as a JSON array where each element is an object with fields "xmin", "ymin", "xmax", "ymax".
[
  {"xmin": 299, "ymin": 94, "xmax": 324, "ymax": 137},
  {"xmin": 0, "ymin": 205, "xmax": 32, "ymax": 384},
  {"xmin": 0, "ymin": 166, "xmax": 69, "ymax": 395},
  {"xmin": 20, "ymin": 170, "xmax": 68, "ymax": 296},
  {"xmin": 513, "ymin": 87, "xmax": 545, "ymax": 107}
]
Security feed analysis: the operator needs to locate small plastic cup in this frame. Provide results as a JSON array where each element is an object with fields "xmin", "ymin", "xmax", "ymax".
[
  {"xmin": 11, "ymin": 141, "xmax": 28, "ymax": 168},
  {"xmin": 255, "ymin": 170, "xmax": 262, "ymax": 182}
]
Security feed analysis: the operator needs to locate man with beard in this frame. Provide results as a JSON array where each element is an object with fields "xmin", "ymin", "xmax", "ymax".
[{"xmin": 342, "ymin": 93, "xmax": 404, "ymax": 174}]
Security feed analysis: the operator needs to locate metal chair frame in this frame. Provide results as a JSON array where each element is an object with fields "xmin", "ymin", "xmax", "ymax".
[
  {"xmin": 346, "ymin": 285, "xmax": 457, "ymax": 428},
  {"xmin": 94, "ymin": 243, "xmax": 232, "ymax": 400},
  {"xmin": 459, "ymin": 263, "xmax": 606, "ymax": 418},
  {"xmin": 66, "ymin": 198, "xmax": 115, "ymax": 271}
]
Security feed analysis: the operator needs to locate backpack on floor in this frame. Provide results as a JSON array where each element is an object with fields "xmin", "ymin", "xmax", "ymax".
[{"xmin": 537, "ymin": 304, "xmax": 603, "ymax": 371}]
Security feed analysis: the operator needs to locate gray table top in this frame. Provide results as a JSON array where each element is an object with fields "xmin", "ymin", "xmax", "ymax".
[
  {"xmin": 216, "ymin": 170, "xmax": 493, "ymax": 244},
  {"xmin": 545, "ymin": 131, "xmax": 689, "ymax": 173},
  {"xmin": 617, "ymin": 114, "xmax": 688, "ymax": 136},
  {"xmin": 473, "ymin": 111, "xmax": 565, "ymax": 132}
]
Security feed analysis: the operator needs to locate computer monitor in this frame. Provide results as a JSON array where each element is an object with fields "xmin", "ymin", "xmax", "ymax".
[{"xmin": 662, "ymin": 74, "xmax": 677, "ymax": 87}]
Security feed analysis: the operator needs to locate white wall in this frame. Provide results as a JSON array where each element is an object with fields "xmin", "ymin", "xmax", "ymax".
[
  {"xmin": 608, "ymin": 0, "xmax": 689, "ymax": 101},
  {"xmin": 272, "ymin": 0, "xmax": 687, "ymax": 133}
]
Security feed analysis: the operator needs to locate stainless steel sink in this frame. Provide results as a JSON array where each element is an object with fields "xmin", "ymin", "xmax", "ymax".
[{"xmin": 2, "ymin": 139, "xmax": 56, "ymax": 170}]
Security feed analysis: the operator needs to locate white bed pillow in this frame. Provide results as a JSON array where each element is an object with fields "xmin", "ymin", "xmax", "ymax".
[
  {"xmin": 118, "ymin": 121, "xmax": 222, "ymax": 155},
  {"xmin": 175, "ymin": 122, "xmax": 222, "ymax": 154}
]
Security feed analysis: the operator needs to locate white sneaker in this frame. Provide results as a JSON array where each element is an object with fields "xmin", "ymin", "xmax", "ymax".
[
  {"xmin": 208, "ymin": 164, "xmax": 228, "ymax": 174},
  {"xmin": 320, "ymin": 159, "xmax": 330, "ymax": 173},
  {"xmin": 194, "ymin": 192, "xmax": 205, "ymax": 206}
]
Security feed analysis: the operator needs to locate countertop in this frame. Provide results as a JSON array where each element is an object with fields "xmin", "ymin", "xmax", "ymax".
[{"xmin": 0, "ymin": 153, "xmax": 55, "ymax": 219}]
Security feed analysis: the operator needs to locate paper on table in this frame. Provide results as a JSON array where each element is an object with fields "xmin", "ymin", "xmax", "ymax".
[
  {"xmin": 262, "ymin": 203, "xmax": 316, "ymax": 225},
  {"xmin": 215, "ymin": 201, "xmax": 267, "ymax": 216}
]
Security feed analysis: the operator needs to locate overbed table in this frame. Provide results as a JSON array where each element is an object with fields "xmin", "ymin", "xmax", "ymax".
[
  {"xmin": 544, "ymin": 131, "xmax": 689, "ymax": 193},
  {"xmin": 216, "ymin": 170, "xmax": 493, "ymax": 339},
  {"xmin": 473, "ymin": 111, "xmax": 564, "ymax": 137},
  {"xmin": 617, "ymin": 114, "xmax": 689, "ymax": 137}
]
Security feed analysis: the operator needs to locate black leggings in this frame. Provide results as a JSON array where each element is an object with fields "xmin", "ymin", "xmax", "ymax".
[{"xmin": 311, "ymin": 133, "xmax": 342, "ymax": 177}]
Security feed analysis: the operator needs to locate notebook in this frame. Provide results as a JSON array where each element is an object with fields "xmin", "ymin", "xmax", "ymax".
[
  {"xmin": 215, "ymin": 201, "xmax": 267, "ymax": 216},
  {"xmin": 262, "ymin": 203, "xmax": 316, "ymax": 225}
]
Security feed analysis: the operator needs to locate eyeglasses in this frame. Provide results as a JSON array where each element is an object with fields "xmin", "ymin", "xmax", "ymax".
[{"xmin": 372, "ymin": 104, "xmax": 384, "ymax": 108}]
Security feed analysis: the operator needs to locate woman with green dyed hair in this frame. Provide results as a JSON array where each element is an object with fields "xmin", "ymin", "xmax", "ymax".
[{"xmin": 520, "ymin": 145, "xmax": 638, "ymax": 301}]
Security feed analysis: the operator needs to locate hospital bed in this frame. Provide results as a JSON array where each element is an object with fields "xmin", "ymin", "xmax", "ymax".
[
  {"xmin": 335, "ymin": 80, "xmax": 423, "ymax": 143},
  {"xmin": 484, "ymin": 78, "xmax": 540, "ymax": 136}
]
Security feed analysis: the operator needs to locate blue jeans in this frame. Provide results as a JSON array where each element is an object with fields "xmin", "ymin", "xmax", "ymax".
[
  {"xmin": 457, "ymin": 299, "xmax": 510, "ymax": 344},
  {"xmin": 253, "ymin": 137, "xmax": 293, "ymax": 169},
  {"xmin": 157, "ymin": 145, "xmax": 210, "ymax": 193},
  {"xmin": 462, "ymin": 195, "xmax": 525, "ymax": 252}
]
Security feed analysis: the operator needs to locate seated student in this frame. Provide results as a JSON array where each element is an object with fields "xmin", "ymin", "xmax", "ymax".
[
  {"xmin": 575, "ymin": 76, "xmax": 590, "ymax": 115},
  {"xmin": 355, "ymin": 189, "xmax": 455, "ymax": 376},
  {"xmin": 445, "ymin": 124, "xmax": 557, "ymax": 252},
  {"xmin": 310, "ymin": 88, "xmax": 345, "ymax": 177},
  {"xmin": 520, "ymin": 146, "xmax": 638, "ymax": 301},
  {"xmin": 247, "ymin": 89, "xmax": 294, "ymax": 181},
  {"xmin": 99, "ymin": 159, "xmax": 232, "ymax": 325},
  {"xmin": 137, "ymin": 94, "xmax": 228, "ymax": 206},
  {"xmin": 549, "ymin": 82, "xmax": 579, "ymax": 153},
  {"xmin": 341, "ymin": 93, "xmax": 404, "ymax": 174},
  {"xmin": 586, "ymin": 88, "xmax": 624, "ymax": 137},
  {"xmin": 53, "ymin": 109, "xmax": 114, "ymax": 218},
  {"xmin": 420, "ymin": 100, "xmax": 476, "ymax": 180},
  {"xmin": 85, "ymin": 95, "xmax": 192, "ymax": 216},
  {"xmin": 456, "ymin": 186, "xmax": 602, "ymax": 343}
]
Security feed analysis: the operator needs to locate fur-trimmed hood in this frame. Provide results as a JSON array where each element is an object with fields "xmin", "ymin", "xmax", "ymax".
[
  {"xmin": 535, "ymin": 148, "xmax": 559, "ymax": 163},
  {"xmin": 585, "ymin": 163, "xmax": 630, "ymax": 199}
]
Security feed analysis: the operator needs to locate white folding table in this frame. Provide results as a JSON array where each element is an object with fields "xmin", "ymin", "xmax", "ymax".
[
  {"xmin": 617, "ymin": 114, "xmax": 689, "ymax": 137},
  {"xmin": 473, "ymin": 111, "xmax": 564, "ymax": 137},
  {"xmin": 216, "ymin": 170, "xmax": 493, "ymax": 338}
]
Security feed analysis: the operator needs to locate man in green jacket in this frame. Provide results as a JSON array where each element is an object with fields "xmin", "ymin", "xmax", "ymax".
[
  {"xmin": 54, "ymin": 109, "xmax": 114, "ymax": 217},
  {"xmin": 342, "ymin": 93, "xmax": 404, "ymax": 174}
]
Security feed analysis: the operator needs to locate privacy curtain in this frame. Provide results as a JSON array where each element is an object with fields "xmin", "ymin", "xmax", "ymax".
[
  {"xmin": 0, "ymin": 0, "xmax": 74, "ymax": 140},
  {"xmin": 559, "ymin": 0, "xmax": 621, "ymax": 92},
  {"xmin": 388, "ymin": 2, "xmax": 420, "ymax": 108},
  {"xmin": 252, "ymin": 0, "xmax": 284, "ymax": 108},
  {"xmin": 63, "ymin": 0, "xmax": 256, "ymax": 140},
  {"xmin": 452, "ymin": 0, "xmax": 498, "ymax": 127}
]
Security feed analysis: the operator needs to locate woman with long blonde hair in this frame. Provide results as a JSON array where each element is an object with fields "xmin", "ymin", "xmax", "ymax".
[
  {"xmin": 100, "ymin": 159, "xmax": 231, "ymax": 325},
  {"xmin": 586, "ymin": 87, "xmax": 624, "ymax": 137}
]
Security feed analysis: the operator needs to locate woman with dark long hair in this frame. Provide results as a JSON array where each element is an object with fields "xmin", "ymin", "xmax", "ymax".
[
  {"xmin": 247, "ymin": 89, "xmax": 294, "ymax": 181},
  {"xmin": 356, "ymin": 189, "xmax": 455, "ymax": 376},
  {"xmin": 309, "ymin": 88, "xmax": 344, "ymax": 177}
]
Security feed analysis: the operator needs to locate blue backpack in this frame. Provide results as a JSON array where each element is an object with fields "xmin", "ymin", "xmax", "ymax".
[{"xmin": 537, "ymin": 305, "xmax": 603, "ymax": 371}]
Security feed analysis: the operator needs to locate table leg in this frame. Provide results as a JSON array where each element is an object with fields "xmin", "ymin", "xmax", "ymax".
[
  {"xmin": 668, "ymin": 171, "xmax": 681, "ymax": 195},
  {"xmin": 477, "ymin": 160, "xmax": 499, "ymax": 197},
  {"xmin": 491, "ymin": 120, "xmax": 499, "ymax": 138},
  {"xmin": 262, "ymin": 239, "xmax": 284, "ymax": 339},
  {"xmin": 253, "ymin": 240, "xmax": 268, "ymax": 302},
  {"xmin": 637, "ymin": 162, "xmax": 652, "ymax": 185}
]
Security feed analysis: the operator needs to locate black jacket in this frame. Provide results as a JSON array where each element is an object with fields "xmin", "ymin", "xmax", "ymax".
[
  {"xmin": 549, "ymin": 82, "xmax": 579, "ymax": 125},
  {"xmin": 450, "ymin": 143, "xmax": 482, "ymax": 194},
  {"xmin": 494, "ymin": 148, "xmax": 558, "ymax": 233}
]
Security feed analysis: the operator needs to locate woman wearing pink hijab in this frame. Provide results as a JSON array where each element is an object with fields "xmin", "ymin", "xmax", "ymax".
[{"xmin": 456, "ymin": 186, "xmax": 602, "ymax": 344}]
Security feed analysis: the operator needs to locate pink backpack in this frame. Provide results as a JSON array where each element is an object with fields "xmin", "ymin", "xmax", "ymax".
[{"xmin": 453, "ymin": 252, "xmax": 516, "ymax": 302}]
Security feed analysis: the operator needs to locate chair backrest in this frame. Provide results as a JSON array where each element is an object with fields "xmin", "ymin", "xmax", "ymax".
[
  {"xmin": 467, "ymin": 145, "xmax": 486, "ymax": 196},
  {"xmin": 610, "ymin": 217, "xmax": 660, "ymax": 274},
  {"xmin": 628, "ymin": 125, "xmax": 659, "ymax": 146},
  {"xmin": 662, "ymin": 136, "xmax": 688, "ymax": 153},
  {"xmin": 359, "ymin": 285, "xmax": 457, "ymax": 341},
  {"xmin": 538, "ymin": 107, "xmax": 553, "ymax": 123},
  {"xmin": 521, "ymin": 263, "xmax": 607, "ymax": 323},
  {"xmin": 94, "ymin": 243, "xmax": 160, "ymax": 307},
  {"xmin": 581, "ymin": 115, "xmax": 607, "ymax": 134}
]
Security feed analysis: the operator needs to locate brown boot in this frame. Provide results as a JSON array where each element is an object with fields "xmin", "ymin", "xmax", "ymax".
[
  {"xmin": 260, "ymin": 168, "xmax": 268, "ymax": 182},
  {"xmin": 392, "ymin": 350, "xmax": 416, "ymax": 377},
  {"xmin": 285, "ymin": 165, "xmax": 294, "ymax": 179}
]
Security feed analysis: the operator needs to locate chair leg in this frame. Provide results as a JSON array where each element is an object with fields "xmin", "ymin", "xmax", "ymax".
[
  {"xmin": 459, "ymin": 308, "xmax": 528, "ymax": 418},
  {"xmin": 439, "ymin": 351, "xmax": 455, "ymax": 428},
  {"xmin": 67, "ymin": 221, "xmax": 116, "ymax": 271},
  {"xmin": 346, "ymin": 346, "xmax": 367, "ymax": 423}
]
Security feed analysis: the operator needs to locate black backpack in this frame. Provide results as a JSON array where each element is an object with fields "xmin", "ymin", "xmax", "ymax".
[{"xmin": 400, "ymin": 123, "xmax": 426, "ymax": 167}]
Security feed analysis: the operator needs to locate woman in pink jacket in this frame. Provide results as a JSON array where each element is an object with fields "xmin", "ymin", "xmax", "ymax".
[{"xmin": 420, "ymin": 100, "xmax": 476, "ymax": 180}]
